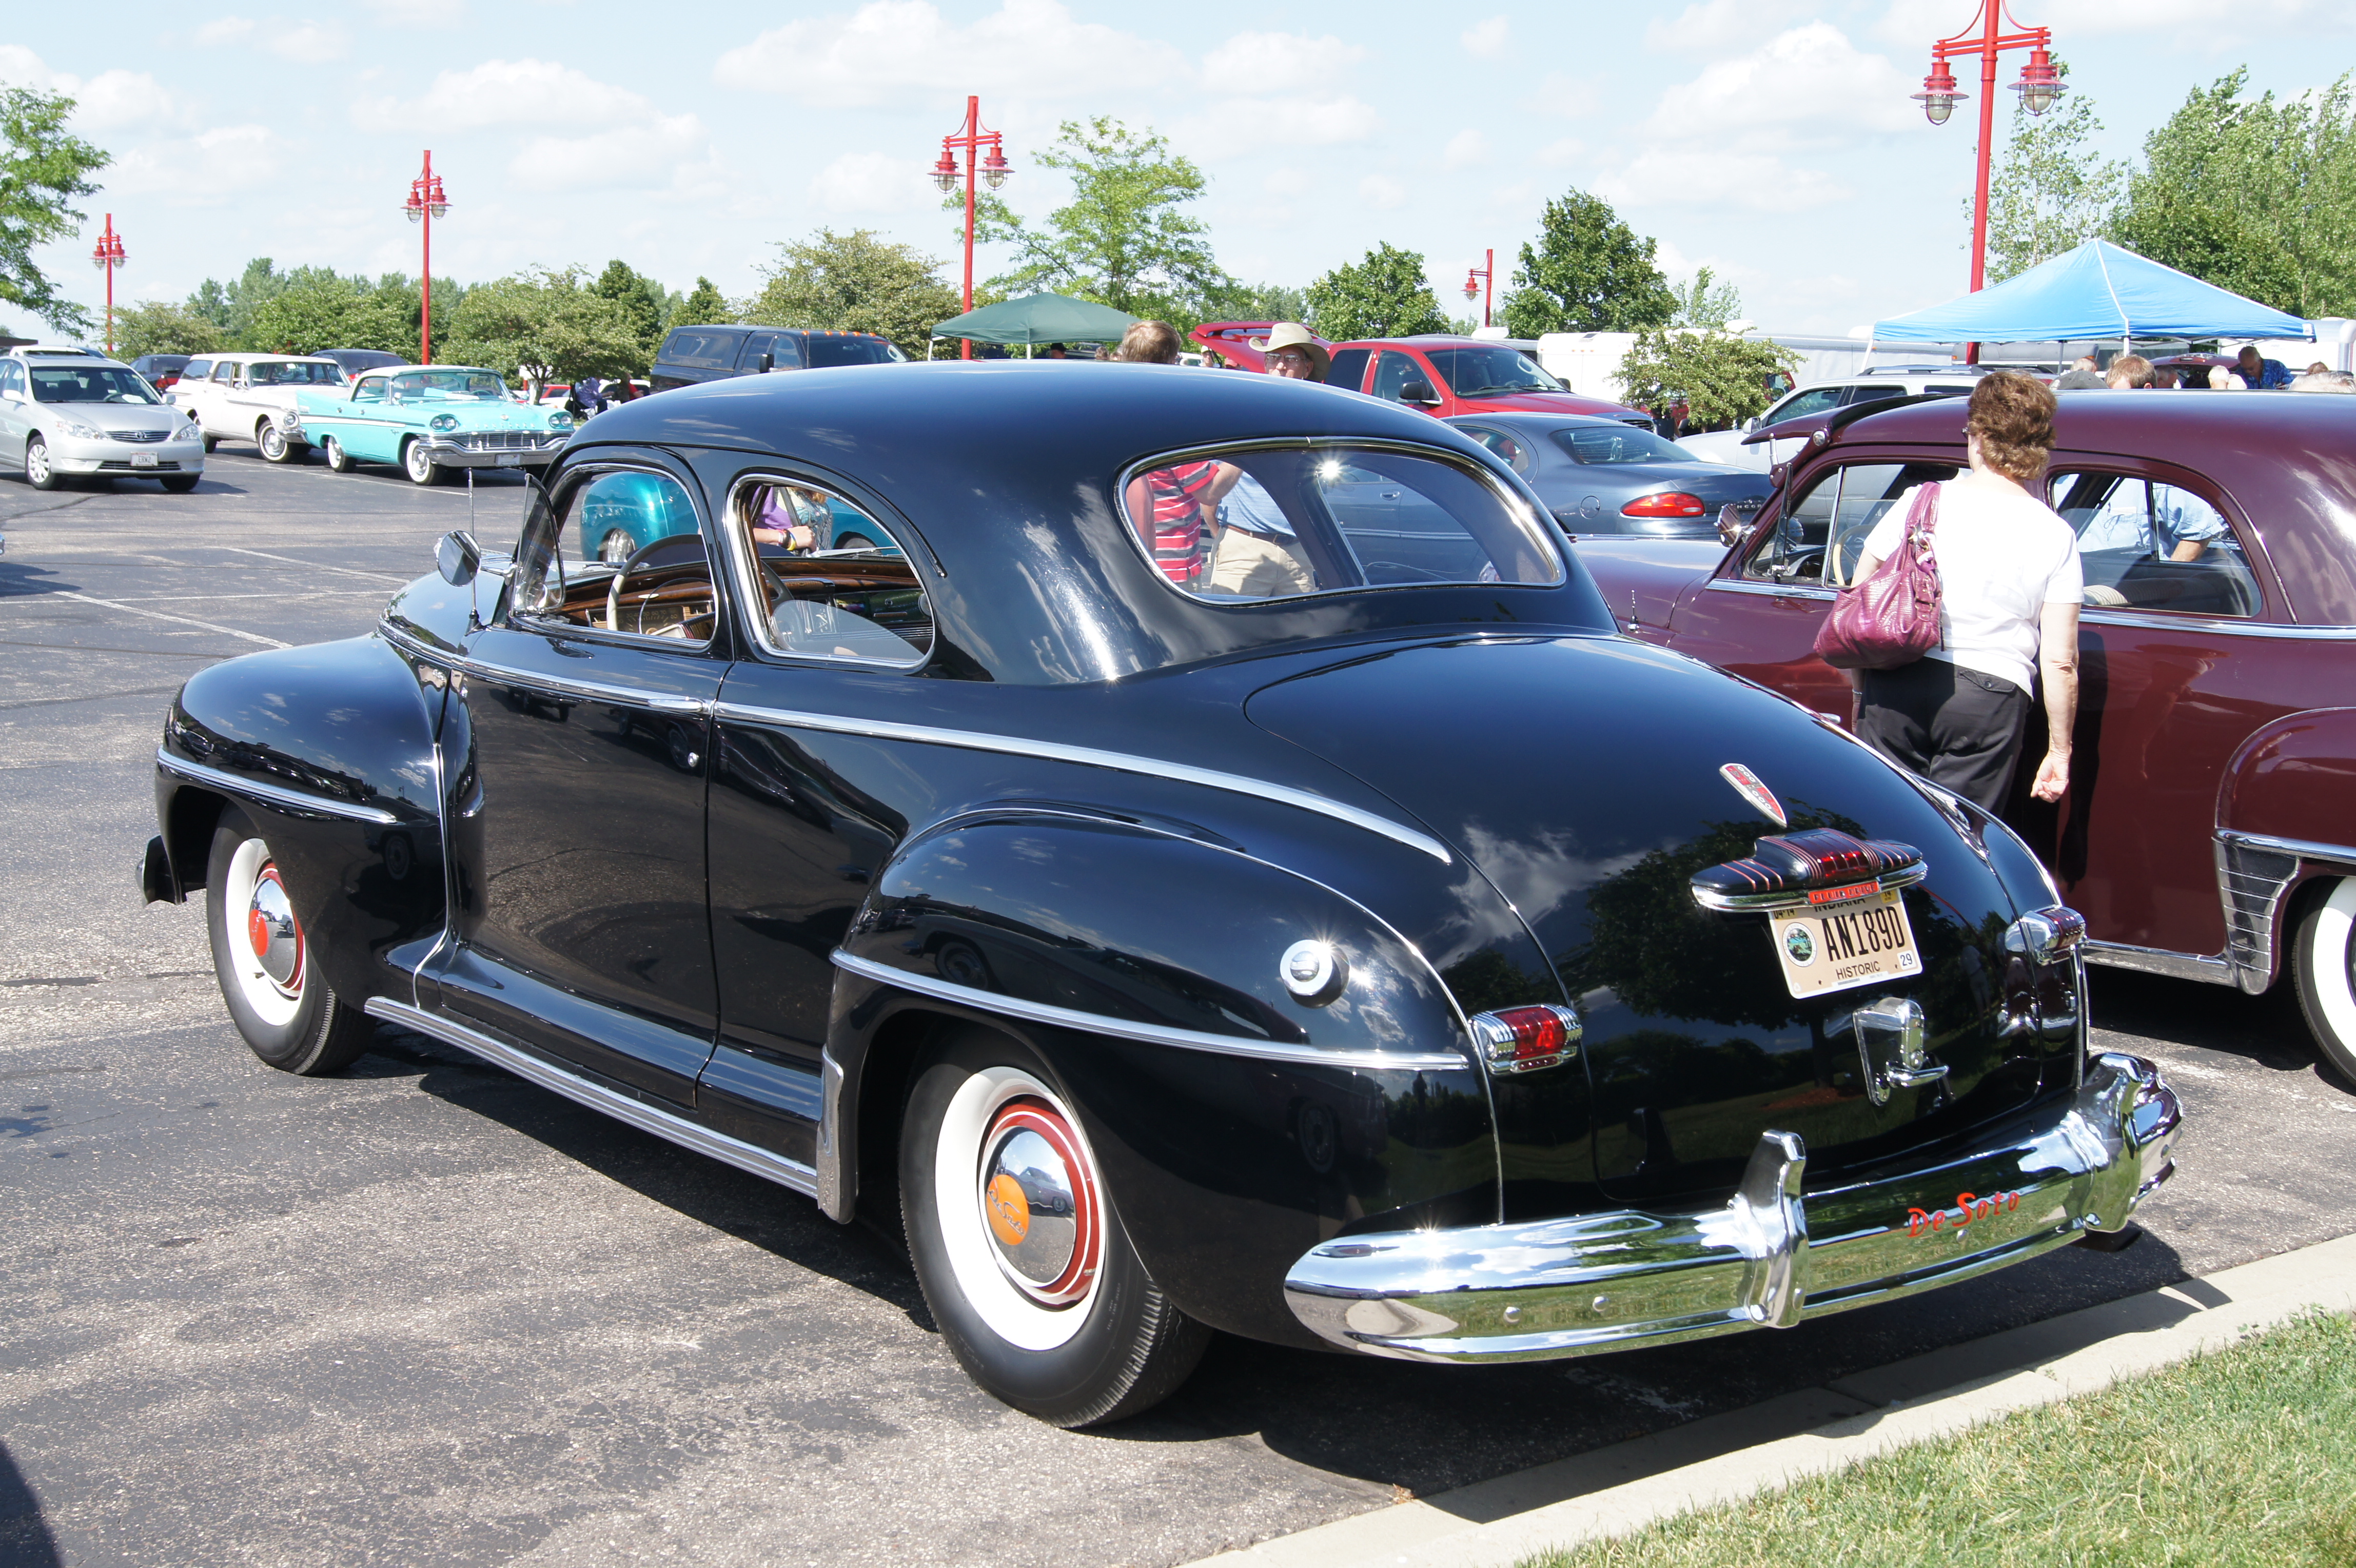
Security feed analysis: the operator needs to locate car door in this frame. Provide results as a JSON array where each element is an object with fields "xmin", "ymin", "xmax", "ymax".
[
  {"xmin": 190, "ymin": 360, "xmax": 236, "ymax": 437},
  {"xmin": 1664, "ymin": 454, "xmax": 1960, "ymax": 724},
  {"xmin": 1368, "ymin": 349, "xmax": 1438, "ymax": 413},
  {"xmin": 2023, "ymin": 461, "xmax": 2280, "ymax": 957},
  {"xmin": 435, "ymin": 459, "xmax": 728, "ymax": 1104},
  {"xmin": 700, "ymin": 466, "xmax": 934, "ymax": 1162},
  {"xmin": 0, "ymin": 361, "xmax": 28, "ymax": 464},
  {"xmin": 1325, "ymin": 347, "xmax": 1371, "ymax": 393},
  {"xmin": 736, "ymin": 331, "xmax": 803, "ymax": 375}
]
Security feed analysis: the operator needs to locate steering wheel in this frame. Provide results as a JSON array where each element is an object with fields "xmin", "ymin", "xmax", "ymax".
[{"xmin": 607, "ymin": 536, "xmax": 713, "ymax": 637}]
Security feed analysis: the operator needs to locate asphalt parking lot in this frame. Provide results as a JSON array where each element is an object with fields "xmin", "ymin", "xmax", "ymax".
[{"xmin": 5, "ymin": 443, "xmax": 2354, "ymax": 1568}]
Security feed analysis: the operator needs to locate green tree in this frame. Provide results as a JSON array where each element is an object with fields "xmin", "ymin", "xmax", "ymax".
[
  {"xmin": 1, "ymin": 84, "xmax": 112, "ymax": 335},
  {"xmin": 1500, "ymin": 188, "xmax": 1676, "ymax": 337},
  {"xmin": 114, "ymin": 300, "xmax": 227, "ymax": 359},
  {"xmin": 591, "ymin": 259, "xmax": 667, "ymax": 366},
  {"xmin": 961, "ymin": 117, "xmax": 1233, "ymax": 323},
  {"xmin": 677, "ymin": 276, "xmax": 730, "ymax": 325},
  {"xmin": 1615, "ymin": 328, "xmax": 1800, "ymax": 430},
  {"xmin": 443, "ymin": 267, "xmax": 643, "ymax": 384},
  {"xmin": 1976, "ymin": 61, "xmax": 2130, "ymax": 284},
  {"xmin": 1199, "ymin": 280, "xmax": 1308, "ymax": 324},
  {"xmin": 2112, "ymin": 67, "xmax": 2356, "ymax": 317},
  {"xmin": 1303, "ymin": 244, "xmax": 1450, "ymax": 341},
  {"xmin": 1669, "ymin": 266, "xmax": 1742, "ymax": 330},
  {"xmin": 742, "ymin": 227, "xmax": 960, "ymax": 356}
]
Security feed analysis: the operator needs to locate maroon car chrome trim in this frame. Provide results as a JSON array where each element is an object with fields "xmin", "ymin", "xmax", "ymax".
[
  {"xmin": 2085, "ymin": 609, "xmax": 2356, "ymax": 640},
  {"xmin": 830, "ymin": 950, "xmax": 1470, "ymax": 1072},
  {"xmin": 2081, "ymin": 940, "xmax": 2233, "ymax": 985},
  {"xmin": 1705, "ymin": 578, "xmax": 1834, "ymax": 601},
  {"xmin": 715, "ymin": 700, "xmax": 1455, "ymax": 863}
]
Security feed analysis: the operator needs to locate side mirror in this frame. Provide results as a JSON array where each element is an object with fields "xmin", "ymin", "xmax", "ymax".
[
  {"xmin": 1744, "ymin": 417, "xmax": 1761, "ymax": 433},
  {"xmin": 1399, "ymin": 379, "xmax": 1441, "ymax": 406},
  {"xmin": 758, "ymin": 352, "xmax": 774, "ymax": 374},
  {"xmin": 436, "ymin": 529, "xmax": 482, "ymax": 586},
  {"xmin": 1717, "ymin": 502, "xmax": 1762, "ymax": 548}
]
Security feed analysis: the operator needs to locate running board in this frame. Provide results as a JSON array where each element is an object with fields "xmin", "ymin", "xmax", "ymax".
[{"xmin": 363, "ymin": 997, "xmax": 818, "ymax": 1198}]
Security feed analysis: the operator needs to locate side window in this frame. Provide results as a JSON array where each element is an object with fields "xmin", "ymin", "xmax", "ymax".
[
  {"xmin": 661, "ymin": 329, "xmax": 740, "ymax": 369},
  {"xmin": 1843, "ymin": 385, "xmax": 1904, "ymax": 406},
  {"xmin": 512, "ymin": 469, "xmax": 715, "ymax": 643},
  {"xmin": 1745, "ymin": 461, "xmax": 1958, "ymax": 586},
  {"xmin": 1769, "ymin": 387, "xmax": 1843, "ymax": 423},
  {"xmin": 1369, "ymin": 351, "xmax": 1424, "ymax": 404},
  {"xmin": 2049, "ymin": 471, "xmax": 2259, "ymax": 617},
  {"xmin": 215, "ymin": 361, "xmax": 241, "ymax": 383},
  {"xmin": 1458, "ymin": 425, "xmax": 1530, "ymax": 473},
  {"xmin": 1122, "ymin": 445, "xmax": 1562, "ymax": 602},
  {"xmin": 351, "ymin": 377, "xmax": 386, "ymax": 404},
  {"xmin": 182, "ymin": 359, "xmax": 213, "ymax": 383},
  {"xmin": 1325, "ymin": 347, "xmax": 1371, "ymax": 393},
  {"xmin": 725, "ymin": 479, "xmax": 931, "ymax": 666},
  {"xmin": 738, "ymin": 331, "xmax": 803, "ymax": 370}
]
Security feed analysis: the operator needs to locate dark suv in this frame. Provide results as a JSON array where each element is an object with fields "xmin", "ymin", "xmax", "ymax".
[{"xmin": 651, "ymin": 325, "xmax": 907, "ymax": 392}]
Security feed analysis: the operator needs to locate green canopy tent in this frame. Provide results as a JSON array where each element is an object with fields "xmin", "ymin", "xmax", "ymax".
[{"xmin": 929, "ymin": 292, "xmax": 1138, "ymax": 358}]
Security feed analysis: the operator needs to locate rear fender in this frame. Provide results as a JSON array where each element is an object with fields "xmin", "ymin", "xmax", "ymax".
[
  {"xmin": 159, "ymin": 633, "xmax": 450, "ymax": 1007},
  {"xmin": 2215, "ymin": 707, "xmax": 2356, "ymax": 991}
]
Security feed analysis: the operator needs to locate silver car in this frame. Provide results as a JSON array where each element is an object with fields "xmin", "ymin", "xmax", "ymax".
[{"xmin": 0, "ymin": 347, "xmax": 206, "ymax": 492}]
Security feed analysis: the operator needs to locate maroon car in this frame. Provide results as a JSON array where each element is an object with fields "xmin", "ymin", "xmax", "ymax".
[
  {"xmin": 1576, "ymin": 391, "xmax": 2356, "ymax": 1079},
  {"xmin": 1327, "ymin": 335, "xmax": 1652, "ymax": 427}
]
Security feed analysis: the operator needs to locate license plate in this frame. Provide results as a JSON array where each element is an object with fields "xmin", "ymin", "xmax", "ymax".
[
  {"xmin": 495, "ymin": 452, "xmax": 522, "ymax": 467},
  {"xmin": 132, "ymin": 452, "xmax": 158, "ymax": 468},
  {"xmin": 1771, "ymin": 884, "xmax": 1920, "ymax": 998}
]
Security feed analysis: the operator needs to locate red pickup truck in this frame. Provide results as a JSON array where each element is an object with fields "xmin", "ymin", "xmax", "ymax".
[{"xmin": 1327, "ymin": 335, "xmax": 1652, "ymax": 426}]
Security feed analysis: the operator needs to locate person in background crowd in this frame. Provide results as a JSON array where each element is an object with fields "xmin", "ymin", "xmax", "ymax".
[
  {"xmin": 576, "ymin": 375, "xmax": 609, "ymax": 416},
  {"xmin": 2152, "ymin": 366, "xmax": 2182, "ymax": 389},
  {"xmin": 2290, "ymin": 369, "xmax": 2356, "ymax": 393},
  {"xmin": 2235, "ymin": 345, "xmax": 2292, "ymax": 389},
  {"xmin": 2106, "ymin": 355, "xmax": 2153, "ymax": 389},
  {"xmin": 1114, "ymin": 321, "xmax": 1219, "ymax": 582},
  {"xmin": 1044, "ymin": 343, "xmax": 1068, "ymax": 360},
  {"xmin": 2207, "ymin": 364, "xmax": 2246, "ymax": 390},
  {"xmin": 751, "ymin": 484, "xmax": 827, "ymax": 552},
  {"xmin": 1848, "ymin": 373, "xmax": 2082, "ymax": 814},
  {"xmin": 1204, "ymin": 323, "xmax": 1330, "ymax": 597},
  {"xmin": 2053, "ymin": 354, "xmax": 2106, "ymax": 390},
  {"xmin": 2306, "ymin": 361, "xmax": 2332, "ymax": 376},
  {"xmin": 1114, "ymin": 321, "xmax": 1185, "ymax": 364}
]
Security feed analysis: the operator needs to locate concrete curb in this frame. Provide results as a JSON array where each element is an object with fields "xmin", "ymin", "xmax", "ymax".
[{"xmin": 1188, "ymin": 1231, "xmax": 2356, "ymax": 1568}]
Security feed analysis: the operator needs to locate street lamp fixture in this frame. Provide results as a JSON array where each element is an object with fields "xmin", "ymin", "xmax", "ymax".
[
  {"xmin": 403, "ymin": 150, "xmax": 451, "ymax": 365},
  {"xmin": 1913, "ymin": 3, "xmax": 2062, "ymax": 360},
  {"xmin": 90, "ymin": 213, "xmax": 126, "ymax": 358},
  {"xmin": 937, "ymin": 97, "xmax": 1011, "ymax": 361},
  {"xmin": 1462, "ymin": 248, "xmax": 1495, "ymax": 330}
]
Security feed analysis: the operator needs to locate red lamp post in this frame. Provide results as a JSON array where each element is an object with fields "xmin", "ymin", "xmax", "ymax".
[
  {"xmin": 1912, "ymin": 3, "xmax": 2064, "ymax": 362},
  {"xmin": 90, "ymin": 213, "xmax": 126, "ymax": 357},
  {"xmin": 1462, "ymin": 249, "xmax": 1495, "ymax": 329},
  {"xmin": 932, "ymin": 97, "xmax": 1010, "ymax": 361},
  {"xmin": 402, "ymin": 150, "xmax": 450, "ymax": 365}
]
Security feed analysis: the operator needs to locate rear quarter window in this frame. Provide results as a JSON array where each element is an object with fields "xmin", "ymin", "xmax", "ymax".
[{"xmin": 661, "ymin": 329, "xmax": 742, "ymax": 369}]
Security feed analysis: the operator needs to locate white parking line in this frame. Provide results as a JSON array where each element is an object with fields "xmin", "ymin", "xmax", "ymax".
[
  {"xmin": 41, "ymin": 592, "xmax": 289, "ymax": 649},
  {"xmin": 217, "ymin": 546, "xmax": 407, "ymax": 583}
]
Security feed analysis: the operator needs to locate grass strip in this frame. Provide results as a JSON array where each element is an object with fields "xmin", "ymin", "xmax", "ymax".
[{"xmin": 1520, "ymin": 1309, "xmax": 2356, "ymax": 1568}]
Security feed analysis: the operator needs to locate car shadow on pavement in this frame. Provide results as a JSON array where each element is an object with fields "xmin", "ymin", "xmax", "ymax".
[
  {"xmin": 0, "ymin": 1438, "xmax": 62, "ymax": 1568},
  {"xmin": 2089, "ymin": 967, "xmax": 2328, "ymax": 1076},
  {"xmin": 0, "ymin": 561, "xmax": 78, "ymax": 599},
  {"xmin": 355, "ymin": 1027, "xmax": 931, "ymax": 1323}
]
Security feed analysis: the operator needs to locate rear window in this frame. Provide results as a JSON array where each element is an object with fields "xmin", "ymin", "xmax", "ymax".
[
  {"xmin": 1120, "ymin": 444, "xmax": 1563, "ymax": 602},
  {"xmin": 1550, "ymin": 425, "xmax": 1693, "ymax": 465},
  {"xmin": 182, "ymin": 359, "xmax": 213, "ymax": 381},
  {"xmin": 661, "ymin": 329, "xmax": 742, "ymax": 369},
  {"xmin": 806, "ymin": 335, "xmax": 905, "ymax": 368}
]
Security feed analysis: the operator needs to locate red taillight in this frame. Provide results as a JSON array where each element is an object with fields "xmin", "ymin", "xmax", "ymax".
[
  {"xmin": 1622, "ymin": 492, "xmax": 1709, "ymax": 518},
  {"xmin": 1467, "ymin": 1004, "xmax": 1584, "ymax": 1076}
]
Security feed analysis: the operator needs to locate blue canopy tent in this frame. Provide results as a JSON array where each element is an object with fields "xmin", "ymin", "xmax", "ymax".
[{"xmin": 1871, "ymin": 239, "xmax": 2308, "ymax": 350}]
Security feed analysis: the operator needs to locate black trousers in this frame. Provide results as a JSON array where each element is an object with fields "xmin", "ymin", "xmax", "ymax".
[{"xmin": 1857, "ymin": 658, "xmax": 2031, "ymax": 814}]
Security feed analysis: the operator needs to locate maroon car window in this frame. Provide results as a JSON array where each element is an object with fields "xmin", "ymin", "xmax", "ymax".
[
  {"xmin": 1325, "ymin": 348, "xmax": 1371, "ymax": 392},
  {"xmin": 1745, "ymin": 461, "xmax": 1957, "ymax": 586},
  {"xmin": 2050, "ymin": 471, "xmax": 2260, "ymax": 618}
]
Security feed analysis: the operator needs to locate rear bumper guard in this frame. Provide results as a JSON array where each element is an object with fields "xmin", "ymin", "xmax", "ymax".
[{"xmin": 1283, "ymin": 1051, "xmax": 2180, "ymax": 1364}]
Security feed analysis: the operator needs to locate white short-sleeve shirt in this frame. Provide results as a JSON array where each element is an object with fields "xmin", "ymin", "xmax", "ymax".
[{"xmin": 1861, "ymin": 475, "xmax": 2082, "ymax": 694}]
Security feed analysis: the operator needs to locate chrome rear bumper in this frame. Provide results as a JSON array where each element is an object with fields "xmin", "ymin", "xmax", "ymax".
[{"xmin": 1284, "ymin": 1051, "xmax": 2180, "ymax": 1364}]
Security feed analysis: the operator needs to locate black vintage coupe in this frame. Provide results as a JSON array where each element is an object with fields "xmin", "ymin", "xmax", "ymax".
[{"xmin": 140, "ymin": 364, "xmax": 2181, "ymax": 1426}]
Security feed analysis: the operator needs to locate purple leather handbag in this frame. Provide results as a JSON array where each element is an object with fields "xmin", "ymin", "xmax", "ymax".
[{"xmin": 1814, "ymin": 481, "xmax": 1943, "ymax": 670}]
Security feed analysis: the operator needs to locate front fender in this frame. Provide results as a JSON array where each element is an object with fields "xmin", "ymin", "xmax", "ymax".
[
  {"xmin": 159, "ymin": 633, "xmax": 449, "ymax": 1007},
  {"xmin": 830, "ymin": 809, "xmax": 1500, "ymax": 1345}
]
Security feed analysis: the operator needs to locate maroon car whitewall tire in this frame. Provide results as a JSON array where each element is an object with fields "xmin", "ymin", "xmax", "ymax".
[{"xmin": 2293, "ymin": 878, "xmax": 2356, "ymax": 1084}]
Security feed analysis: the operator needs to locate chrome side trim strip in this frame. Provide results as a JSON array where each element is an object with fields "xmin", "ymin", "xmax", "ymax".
[
  {"xmin": 2084, "ymin": 609, "xmax": 2356, "ymax": 641},
  {"xmin": 2082, "ymin": 939, "xmax": 2234, "ymax": 985},
  {"xmin": 1703, "ymin": 578, "xmax": 1834, "ymax": 602},
  {"xmin": 377, "ymin": 618, "xmax": 460, "ymax": 669},
  {"xmin": 156, "ymin": 748, "xmax": 403, "ymax": 826},
  {"xmin": 363, "ymin": 998, "xmax": 818, "ymax": 1197},
  {"xmin": 830, "ymin": 949, "xmax": 1469, "ymax": 1071},
  {"xmin": 2217, "ymin": 830, "xmax": 2356, "ymax": 871},
  {"xmin": 716, "ymin": 701, "xmax": 1452, "ymax": 863},
  {"xmin": 460, "ymin": 658, "xmax": 710, "ymax": 717},
  {"xmin": 2214, "ymin": 831, "xmax": 2316, "ymax": 995}
]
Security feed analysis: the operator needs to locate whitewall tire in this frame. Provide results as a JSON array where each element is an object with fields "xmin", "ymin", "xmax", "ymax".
[
  {"xmin": 203, "ymin": 807, "xmax": 373, "ymax": 1075},
  {"xmin": 322, "ymin": 437, "xmax": 354, "ymax": 474},
  {"xmin": 2293, "ymin": 877, "xmax": 2356, "ymax": 1084},
  {"xmin": 403, "ymin": 438, "xmax": 440, "ymax": 486}
]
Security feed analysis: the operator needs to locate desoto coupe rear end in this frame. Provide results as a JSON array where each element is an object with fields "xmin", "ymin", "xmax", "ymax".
[{"xmin": 140, "ymin": 364, "xmax": 2180, "ymax": 1424}]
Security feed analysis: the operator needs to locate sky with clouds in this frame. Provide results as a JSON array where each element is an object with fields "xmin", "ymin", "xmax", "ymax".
[{"xmin": 5, "ymin": 0, "xmax": 2346, "ymax": 341}]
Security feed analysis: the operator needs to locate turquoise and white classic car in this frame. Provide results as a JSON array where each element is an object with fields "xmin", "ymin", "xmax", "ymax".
[{"xmin": 286, "ymin": 365, "xmax": 574, "ymax": 484}]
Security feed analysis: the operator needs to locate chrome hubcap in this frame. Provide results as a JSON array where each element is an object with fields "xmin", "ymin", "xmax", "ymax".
[
  {"xmin": 246, "ymin": 866, "xmax": 303, "ymax": 994},
  {"xmin": 600, "ymin": 530, "xmax": 633, "ymax": 564},
  {"xmin": 977, "ymin": 1098, "xmax": 1099, "ymax": 1305},
  {"xmin": 27, "ymin": 443, "xmax": 48, "ymax": 481}
]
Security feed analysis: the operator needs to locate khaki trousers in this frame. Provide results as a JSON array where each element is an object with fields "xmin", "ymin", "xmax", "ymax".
[{"xmin": 1209, "ymin": 529, "xmax": 1316, "ymax": 597}]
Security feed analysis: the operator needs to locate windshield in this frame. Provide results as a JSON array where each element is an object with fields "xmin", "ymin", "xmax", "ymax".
[
  {"xmin": 389, "ymin": 369, "xmax": 510, "ymax": 401},
  {"xmin": 30, "ymin": 366, "xmax": 162, "ymax": 404},
  {"xmin": 250, "ymin": 361, "xmax": 345, "ymax": 386},
  {"xmin": 807, "ymin": 336, "xmax": 906, "ymax": 368},
  {"xmin": 1426, "ymin": 346, "xmax": 1563, "ymax": 397},
  {"xmin": 1550, "ymin": 425, "xmax": 1695, "ymax": 465}
]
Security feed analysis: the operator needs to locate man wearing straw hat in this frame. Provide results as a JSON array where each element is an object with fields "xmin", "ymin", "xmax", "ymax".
[{"xmin": 1206, "ymin": 324, "xmax": 1328, "ymax": 596}]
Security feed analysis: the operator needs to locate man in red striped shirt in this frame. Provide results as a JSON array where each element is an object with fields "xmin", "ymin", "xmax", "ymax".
[{"xmin": 1114, "ymin": 321, "xmax": 1226, "ymax": 585}]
